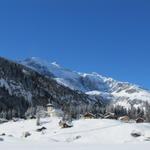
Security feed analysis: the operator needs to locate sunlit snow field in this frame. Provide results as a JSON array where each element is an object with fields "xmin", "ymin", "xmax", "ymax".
[{"xmin": 0, "ymin": 117, "xmax": 150, "ymax": 150}]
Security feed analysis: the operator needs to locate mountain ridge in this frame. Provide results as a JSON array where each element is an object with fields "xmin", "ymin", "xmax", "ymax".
[{"xmin": 21, "ymin": 57, "xmax": 150, "ymax": 109}]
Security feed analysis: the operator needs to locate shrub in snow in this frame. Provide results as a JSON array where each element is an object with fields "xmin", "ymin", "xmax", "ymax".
[
  {"xmin": 136, "ymin": 117, "xmax": 144, "ymax": 123},
  {"xmin": 22, "ymin": 132, "xmax": 31, "ymax": 138},
  {"xmin": 66, "ymin": 135, "xmax": 81, "ymax": 142},
  {"xmin": 131, "ymin": 130, "xmax": 142, "ymax": 137},
  {"xmin": 36, "ymin": 127, "xmax": 47, "ymax": 132},
  {"xmin": 30, "ymin": 116, "xmax": 36, "ymax": 119},
  {"xmin": 0, "ymin": 133, "xmax": 6, "ymax": 136},
  {"xmin": 0, "ymin": 138, "xmax": 4, "ymax": 141},
  {"xmin": 145, "ymin": 137, "xmax": 150, "ymax": 141}
]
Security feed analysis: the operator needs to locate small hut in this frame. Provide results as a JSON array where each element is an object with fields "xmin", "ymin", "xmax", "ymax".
[
  {"xmin": 84, "ymin": 112, "xmax": 96, "ymax": 119},
  {"xmin": 119, "ymin": 116, "xmax": 130, "ymax": 123},
  {"xmin": 104, "ymin": 112, "xmax": 117, "ymax": 120},
  {"xmin": 59, "ymin": 120, "xmax": 73, "ymax": 128},
  {"xmin": 136, "ymin": 117, "xmax": 144, "ymax": 123}
]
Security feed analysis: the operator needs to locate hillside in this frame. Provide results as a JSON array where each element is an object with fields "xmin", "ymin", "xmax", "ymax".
[{"xmin": 0, "ymin": 57, "xmax": 97, "ymax": 119}]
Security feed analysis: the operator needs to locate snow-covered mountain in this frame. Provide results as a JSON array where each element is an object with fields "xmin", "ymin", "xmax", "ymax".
[
  {"xmin": 0, "ymin": 57, "xmax": 97, "ymax": 119},
  {"xmin": 21, "ymin": 57, "xmax": 150, "ymax": 108}
]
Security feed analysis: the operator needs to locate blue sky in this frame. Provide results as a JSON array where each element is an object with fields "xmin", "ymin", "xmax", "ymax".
[{"xmin": 0, "ymin": 0, "xmax": 150, "ymax": 89}]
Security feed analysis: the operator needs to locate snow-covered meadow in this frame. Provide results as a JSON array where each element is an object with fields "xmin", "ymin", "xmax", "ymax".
[{"xmin": 0, "ymin": 117, "xmax": 150, "ymax": 149}]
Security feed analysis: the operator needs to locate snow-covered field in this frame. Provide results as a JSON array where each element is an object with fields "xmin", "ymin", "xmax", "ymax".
[{"xmin": 0, "ymin": 117, "xmax": 150, "ymax": 150}]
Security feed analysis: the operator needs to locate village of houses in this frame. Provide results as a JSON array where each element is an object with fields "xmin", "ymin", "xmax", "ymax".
[
  {"xmin": 0, "ymin": 101, "xmax": 150, "ymax": 149},
  {"xmin": 45, "ymin": 103, "xmax": 145, "ymax": 128}
]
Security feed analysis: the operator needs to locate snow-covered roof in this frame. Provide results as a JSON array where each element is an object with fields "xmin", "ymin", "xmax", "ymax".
[{"xmin": 46, "ymin": 103, "xmax": 54, "ymax": 107}]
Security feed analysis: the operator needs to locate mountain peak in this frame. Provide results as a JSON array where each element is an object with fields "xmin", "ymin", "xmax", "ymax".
[{"xmin": 51, "ymin": 61, "xmax": 61, "ymax": 68}]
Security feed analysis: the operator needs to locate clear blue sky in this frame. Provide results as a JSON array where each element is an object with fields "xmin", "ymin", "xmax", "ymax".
[{"xmin": 0, "ymin": 0, "xmax": 150, "ymax": 89}]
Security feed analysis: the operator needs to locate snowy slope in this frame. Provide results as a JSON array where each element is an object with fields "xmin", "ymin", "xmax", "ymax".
[
  {"xmin": 0, "ymin": 117, "xmax": 150, "ymax": 149},
  {"xmin": 21, "ymin": 57, "xmax": 150, "ymax": 107}
]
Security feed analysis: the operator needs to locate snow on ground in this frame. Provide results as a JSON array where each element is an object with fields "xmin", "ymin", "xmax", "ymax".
[{"xmin": 0, "ymin": 117, "xmax": 150, "ymax": 149}]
